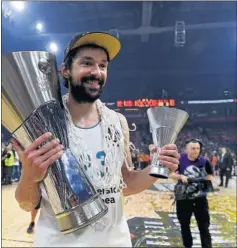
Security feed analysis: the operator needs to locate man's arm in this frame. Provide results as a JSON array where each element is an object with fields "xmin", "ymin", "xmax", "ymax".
[
  {"xmin": 205, "ymin": 159, "xmax": 213, "ymax": 181},
  {"xmin": 13, "ymin": 139, "xmax": 42, "ymax": 212},
  {"xmin": 169, "ymin": 168, "xmax": 189, "ymax": 184},
  {"xmin": 1, "ymin": 152, "xmax": 11, "ymax": 161},
  {"xmin": 227, "ymin": 153, "xmax": 233, "ymax": 169},
  {"xmin": 13, "ymin": 133, "xmax": 63, "ymax": 212},
  {"xmin": 15, "ymin": 174, "xmax": 41, "ymax": 212},
  {"xmin": 118, "ymin": 113, "xmax": 179, "ymax": 196},
  {"xmin": 170, "ymin": 171, "xmax": 182, "ymax": 181}
]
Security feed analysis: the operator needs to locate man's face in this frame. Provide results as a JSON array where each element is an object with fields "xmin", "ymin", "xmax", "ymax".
[
  {"xmin": 186, "ymin": 142, "xmax": 200, "ymax": 160},
  {"xmin": 7, "ymin": 144, "xmax": 12, "ymax": 151},
  {"xmin": 66, "ymin": 47, "xmax": 108, "ymax": 103},
  {"xmin": 221, "ymin": 147, "xmax": 226, "ymax": 154}
]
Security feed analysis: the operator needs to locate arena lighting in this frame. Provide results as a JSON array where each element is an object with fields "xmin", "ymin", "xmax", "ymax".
[
  {"xmin": 125, "ymin": 108, "xmax": 140, "ymax": 111},
  {"xmin": 10, "ymin": 1, "xmax": 25, "ymax": 12},
  {"xmin": 36, "ymin": 22, "xmax": 43, "ymax": 32},
  {"xmin": 48, "ymin": 42, "xmax": 58, "ymax": 53},
  {"xmin": 104, "ymin": 102, "xmax": 115, "ymax": 106},
  {"xmin": 175, "ymin": 21, "xmax": 186, "ymax": 47},
  {"xmin": 187, "ymin": 99, "xmax": 234, "ymax": 104}
]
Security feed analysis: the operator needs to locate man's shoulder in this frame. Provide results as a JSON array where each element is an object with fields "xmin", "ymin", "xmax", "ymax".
[
  {"xmin": 180, "ymin": 152, "xmax": 187, "ymax": 159},
  {"xmin": 116, "ymin": 113, "xmax": 130, "ymax": 134},
  {"xmin": 103, "ymin": 106, "xmax": 128, "ymax": 134},
  {"xmin": 103, "ymin": 104, "xmax": 126, "ymax": 120},
  {"xmin": 102, "ymin": 104, "xmax": 125, "ymax": 123},
  {"xmin": 116, "ymin": 112, "xmax": 127, "ymax": 123},
  {"xmin": 198, "ymin": 155, "xmax": 206, "ymax": 163}
]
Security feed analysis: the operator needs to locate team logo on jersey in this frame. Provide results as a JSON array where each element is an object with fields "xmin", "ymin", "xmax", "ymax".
[
  {"xmin": 184, "ymin": 165, "xmax": 201, "ymax": 178},
  {"xmin": 184, "ymin": 165, "xmax": 207, "ymax": 179}
]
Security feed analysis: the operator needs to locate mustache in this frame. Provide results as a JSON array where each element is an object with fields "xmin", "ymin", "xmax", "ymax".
[{"xmin": 81, "ymin": 75, "xmax": 105, "ymax": 87}]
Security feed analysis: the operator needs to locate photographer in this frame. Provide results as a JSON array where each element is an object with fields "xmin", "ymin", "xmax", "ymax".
[{"xmin": 170, "ymin": 139, "xmax": 213, "ymax": 248}]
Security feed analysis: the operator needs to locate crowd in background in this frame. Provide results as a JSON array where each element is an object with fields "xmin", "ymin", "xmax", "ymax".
[
  {"xmin": 1, "ymin": 142, "xmax": 21, "ymax": 185},
  {"xmin": 2, "ymin": 122, "xmax": 237, "ymax": 185},
  {"xmin": 130, "ymin": 122, "xmax": 237, "ymax": 177}
]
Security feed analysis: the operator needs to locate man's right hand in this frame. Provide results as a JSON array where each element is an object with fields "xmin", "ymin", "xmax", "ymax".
[
  {"xmin": 180, "ymin": 175, "xmax": 188, "ymax": 184},
  {"xmin": 12, "ymin": 132, "xmax": 64, "ymax": 183}
]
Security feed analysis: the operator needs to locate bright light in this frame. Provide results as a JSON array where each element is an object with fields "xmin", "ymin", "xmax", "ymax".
[
  {"xmin": 48, "ymin": 42, "xmax": 58, "ymax": 53},
  {"xmin": 36, "ymin": 22, "xmax": 43, "ymax": 32},
  {"xmin": 10, "ymin": 1, "xmax": 25, "ymax": 12}
]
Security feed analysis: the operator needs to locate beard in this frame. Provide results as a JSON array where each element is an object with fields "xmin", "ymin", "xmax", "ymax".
[{"xmin": 69, "ymin": 75, "xmax": 104, "ymax": 104}]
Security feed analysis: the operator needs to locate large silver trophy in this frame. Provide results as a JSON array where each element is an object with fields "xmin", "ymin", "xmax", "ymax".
[
  {"xmin": 2, "ymin": 51, "xmax": 108, "ymax": 234},
  {"xmin": 147, "ymin": 107, "xmax": 189, "ymax": 178}
]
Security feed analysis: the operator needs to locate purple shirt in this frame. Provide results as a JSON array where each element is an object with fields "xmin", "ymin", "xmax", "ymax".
[
  {"xmin": 178, "ymin": 152, "xmax": 207, "ymax": 179},
  {"xmin": 177, "ymin": 153, "xmax": 213, "ymax": 199}
]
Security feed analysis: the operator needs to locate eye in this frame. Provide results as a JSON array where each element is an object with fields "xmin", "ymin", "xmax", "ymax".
[
  {"xmin": 100, "ymin": 64, "xmax": 107, "ymax": 69},
  {"xmin": 83, "ymin": 61, "xmax": 92, "ymax": 66}
]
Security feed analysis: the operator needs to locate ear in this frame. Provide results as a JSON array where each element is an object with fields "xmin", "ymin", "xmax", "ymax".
[{"xmin": 61, "ymin": 63, "xmax": 70, "ymax": 79}]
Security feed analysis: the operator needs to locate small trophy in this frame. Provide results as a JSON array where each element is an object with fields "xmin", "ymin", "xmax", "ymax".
[{"xmin": 147, "ymin": 107, "xmax": 189, "ymax": 178}]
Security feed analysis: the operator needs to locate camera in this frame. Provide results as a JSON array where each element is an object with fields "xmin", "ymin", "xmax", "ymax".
[{"xmin": 175, "ymin": 178, "xmax": 214, "ymax": 201}]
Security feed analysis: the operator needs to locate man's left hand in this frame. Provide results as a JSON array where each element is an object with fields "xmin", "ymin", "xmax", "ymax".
[{"xmin": 149, "ymin": 144, "xmax": 180, "ymax": 172}]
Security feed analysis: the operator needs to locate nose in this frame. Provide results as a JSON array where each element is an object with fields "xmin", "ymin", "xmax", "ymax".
[{"xmin": 90, "ymin": 64, "xmax": 102, "ymax": 77}]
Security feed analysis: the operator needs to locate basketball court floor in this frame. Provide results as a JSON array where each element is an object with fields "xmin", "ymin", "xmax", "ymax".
[{"xmin": 2, "ymin": 176, "xmax": 236, "ymax": 247}]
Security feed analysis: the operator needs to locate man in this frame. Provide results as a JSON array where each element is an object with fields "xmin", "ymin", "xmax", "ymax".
[
  {"xmin": 26, "ymin": 206, "xmax": 40, "ymax": 234},
  {"xmin": 131, "ymin": 149, "xmax": 139, "ymax": 170},
  {"xmin": 2, "ymin": 143, "xmax": 15, "ymax": 185},
  {"xmin": 12, "ymin": 149, "xmax": 20, "ymax": 182},
  {"xmin": 219, "ymin": 147, "xmax": 233, "ymax": 188},
  {"xmin": 204, "ymin": 152, "xmax": 210, "ymax": 162},
  {"xmin": 13, "ymin": 32, "xmax": 180, "ymax": 247},
  {"xmin": 1, "ymin": 143, "xmax": 7, "ymax": 183},
  {"xmin": 170, "ymin": 139, "xmax": 213, "ymax": 248},
  {"xmin": 211, "ymin": 151, "xmax": 218, "ymax": 176}
]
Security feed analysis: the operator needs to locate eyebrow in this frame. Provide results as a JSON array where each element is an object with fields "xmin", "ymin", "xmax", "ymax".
[{"xmin": 80, "ymin": 56, "xmax": 108, "ymax": 63}]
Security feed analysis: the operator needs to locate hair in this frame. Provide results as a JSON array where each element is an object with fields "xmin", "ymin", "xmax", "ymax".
[
  {"xmin": 221, "ymin": 147, "xmax": 227, "ymax": 152},
  {"xmin": 185, "ymin": 139, "xmax": 203, "ymax": 147},
  {"xmin": 62, "ymin": 44, "xmax": 110, "ymax": 88},
  {"xmin": 185, "ymin": 138, "xmax": 203, "ymax": 155}
]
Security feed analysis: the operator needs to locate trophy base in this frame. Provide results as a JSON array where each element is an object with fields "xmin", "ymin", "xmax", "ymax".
[
  {"xmin": 56, "ymin": 193, "xmax": 108, "ymax": 235},
  {"xmin": 149, "ymin": 166, "xmax": 170, "ymax": 179}
]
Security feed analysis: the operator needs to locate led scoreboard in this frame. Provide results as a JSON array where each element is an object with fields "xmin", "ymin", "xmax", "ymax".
[{"xmin": 116, "ymin": 99, "xmax": 176, "ymax": 108}]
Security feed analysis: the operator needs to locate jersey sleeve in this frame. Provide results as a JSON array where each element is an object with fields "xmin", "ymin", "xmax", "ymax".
[{"xmin": 205, "ymin": 159, "xmax": 213, "ymax": 175}]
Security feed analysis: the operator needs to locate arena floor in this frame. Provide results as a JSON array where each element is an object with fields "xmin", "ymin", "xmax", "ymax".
[{"xmin": 2, "ymin": 176, "xmax": 236, "ymax": 247}]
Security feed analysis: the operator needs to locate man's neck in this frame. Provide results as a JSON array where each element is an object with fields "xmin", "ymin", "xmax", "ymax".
[
  {"xmin": 66, "ymin": 93, "xmax": 100, "ymax": 128},
  {"xmin": 187, "ymin": 154, "xmax": 198, "ymax": 161}
]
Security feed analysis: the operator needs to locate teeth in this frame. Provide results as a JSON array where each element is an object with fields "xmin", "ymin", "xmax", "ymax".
[{"xmin": 87, "ymin": 80, "xmax": 98, "ymax": 84}]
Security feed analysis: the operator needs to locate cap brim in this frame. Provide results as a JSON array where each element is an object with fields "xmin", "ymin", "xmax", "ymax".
[{"xmin": 71, "ymin": 32, "xmax": 121, "ymax": 61}]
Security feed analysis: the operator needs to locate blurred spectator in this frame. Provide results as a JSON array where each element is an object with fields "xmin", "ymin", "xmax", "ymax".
[
  {"xmin": 137, "ymin": 150, "xmax": 150, "ymax": 170},
  {"xmin": 2, "ymin": 143, "xmax": 15, "ymax": 185},
  {"xmin": 211, "ymin": 151, "xmax": 219, "ymax": 176},
  {"xmin": 219, "ymin": 147, "xmax": 233, "ymax": 188},
  {"xmin": 1, "ymin": 143, "xmax": 7, "ymax": 183},
  {"xmin": 12, "ymin": 151, "xmax": 20, "ymax": 182},
  {"xmin": 204, "ymin": 152, "xmax": 210, "ymax": 161}
]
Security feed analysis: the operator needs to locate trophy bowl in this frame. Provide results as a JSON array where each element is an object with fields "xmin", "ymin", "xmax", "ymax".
[{"xmin": 147, "ymin": 107, "xmax": 189, "ymax": 179}]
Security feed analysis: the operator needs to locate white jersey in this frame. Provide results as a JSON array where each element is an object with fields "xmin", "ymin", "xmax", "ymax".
[{"xmin": 34, "ymin": 121, "xmax": 132, "ymax": 247}]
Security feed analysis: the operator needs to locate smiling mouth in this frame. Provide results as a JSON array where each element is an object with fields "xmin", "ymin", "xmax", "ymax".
[{"xmin": 85, "ymin": 80, "xmax": 101, "ymax": 89}]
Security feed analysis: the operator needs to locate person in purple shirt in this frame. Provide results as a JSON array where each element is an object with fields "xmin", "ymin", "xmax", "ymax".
[{"xmin": 170, "ymin": 139, "xmax": 213, "ymax": 248}]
